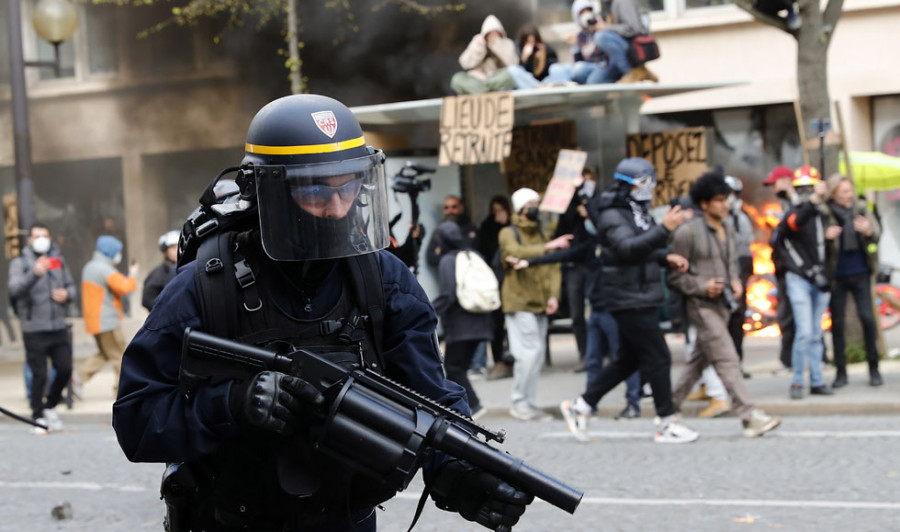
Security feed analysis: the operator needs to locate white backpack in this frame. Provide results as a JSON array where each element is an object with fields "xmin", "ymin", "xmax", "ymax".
[{"xmin": 455, "ymin": 250, "xmax": 501, "ymax": 313}]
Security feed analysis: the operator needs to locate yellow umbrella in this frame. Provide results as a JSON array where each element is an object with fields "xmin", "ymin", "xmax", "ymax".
[{"xmin": 839, "ymin": 151, "xmax": 900, "ymax": 191}]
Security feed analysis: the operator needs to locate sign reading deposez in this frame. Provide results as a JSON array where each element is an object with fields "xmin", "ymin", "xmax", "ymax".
[
  {"xmin": 439, "ymin": 92, "xmax": 515, "ymax": 166},
  {"xmin": 627, "ymin": 127, "xmax": 709, "ymax": 206}
]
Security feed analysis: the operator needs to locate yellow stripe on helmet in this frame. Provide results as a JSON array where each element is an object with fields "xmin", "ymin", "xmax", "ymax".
[{"xmin": 245, "ymin": 135, "xmax": 365, "ymax": 155}]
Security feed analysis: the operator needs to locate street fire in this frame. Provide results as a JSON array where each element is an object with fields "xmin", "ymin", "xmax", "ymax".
[{"xmin": 743, "ymin": 202, "xmax": 783, "ymax": 336}]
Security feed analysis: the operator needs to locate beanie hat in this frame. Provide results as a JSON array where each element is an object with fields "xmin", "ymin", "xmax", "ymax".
[
  {"xmin": 764, "ymin": 166, "xmax": 794, "ymax": 186},
  {"xmin": 511, "ymin": 188, "xmax": 540, "ymax": 213},
  {"xmin": 96, "ymin": 235, "xmax": 123, "ymax": 259}
]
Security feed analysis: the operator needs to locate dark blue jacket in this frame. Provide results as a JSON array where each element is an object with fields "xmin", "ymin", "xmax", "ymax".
[{"xmin": 112, "ymin": 250, "xmax": 468, "ymax": 466}]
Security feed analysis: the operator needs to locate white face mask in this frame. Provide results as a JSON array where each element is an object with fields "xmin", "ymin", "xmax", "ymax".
[
  {"xmin": 629, "ymin": 175, "xmax": 656, "ymax": 202},
  {"xmin": 112, "ymin": 252, "xmax": 122, "ymax": 265},
  {"xmin": 31, "ymin": 236, "xmax": 51, "ymax": 255}
]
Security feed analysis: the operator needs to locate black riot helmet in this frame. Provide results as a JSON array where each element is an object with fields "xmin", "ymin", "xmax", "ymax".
[{"xmin": 240, "ymin": 94, "xmax": 390, "ymax": 261}]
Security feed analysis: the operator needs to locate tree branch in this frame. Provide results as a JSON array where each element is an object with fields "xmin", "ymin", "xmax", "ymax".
[
  {"xmin": 821, "ymin": 0, "xmax": 845, "ymax": 44},
  {"xmin": 732, "ymin": 0, "xmax": 794, "ymax": 35}
]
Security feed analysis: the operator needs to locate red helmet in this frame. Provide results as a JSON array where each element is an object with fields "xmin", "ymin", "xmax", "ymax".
[{"xmin": 792, "ymin": 165, "xmax": 821, "ymax": 187}]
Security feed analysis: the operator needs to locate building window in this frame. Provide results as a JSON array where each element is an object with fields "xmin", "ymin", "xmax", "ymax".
[
  {"xmin": 85, "ymin": 3, "xmax": 119, "ymax": 75},
  {"xmin": 36, "ymin": 38, "xmax": 75, "ymax": 80},
  {"xmin": 684, "ymin": 0, "xmax": 733, "ymax": 9}
]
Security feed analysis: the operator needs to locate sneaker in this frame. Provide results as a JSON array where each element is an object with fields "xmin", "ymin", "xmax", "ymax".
[
  {"xmin": 810, "ymin": 385, "xmax": 834, "ymax": 396},
  {"xmin": 42, "ymin": 407, "xmax": 64, "ymax": 432},
  {"xmin": 560, "ymin": 399, "xmax": 591, "ymax": 442},
  {"xmin": 614, "ymin": 404, "xmax": 640, "ymax": 420},
  {"xmin": 654, "ymin": 418, "xmax": 699, "ymax": 444},
  {"xmin": 471, "ymin": 405, "xmax": 488, "ymax": 421},
  {"xmin": 832, "ymin": 372, "xmax": 848, "ymax": 388},
  {"xmin": 742, "ymin": 409, "xmax": 782, "ymax": 438},
  {"xmin": 30, "ymin": 418, "xmax": 49, "ymax": 436},
  {"xmin": 685, "ymin": 385, "xmax": 711, "ymax": 402},
  {"xmin": 509, "ymin": 403, "xmax": 552, "ymax": 422},
  {"xmin": 698, "ymin": 398, "xmax": 731, "ymax": 419},
  {"xmin": 487, "ymin": 363, "xmax": 513, "ymax": 381},
  {"xmin": 789, "ymin": 384, "xmax": 803, "ymax": 400},
  {"xmin": 467, "ymin": 367, "xmax": 487, "ymax": 382}
]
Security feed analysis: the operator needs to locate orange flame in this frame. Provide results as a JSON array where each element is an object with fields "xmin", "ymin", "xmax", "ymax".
[{"xmin": 744, "ymin": 201, "xmax": 783, "ymax": 231}]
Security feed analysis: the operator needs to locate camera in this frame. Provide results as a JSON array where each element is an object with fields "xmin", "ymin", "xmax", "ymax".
[
  {"xmin": 722, "ymin": 285, "xmax": 740, "ymax": 314},
  {"xmin": 806, "ymin": 265, "xmax": 830, "ymax": 291},
  {"xmin": 392, "ymin": 161, "xmax": 433, "ymax": 195}
]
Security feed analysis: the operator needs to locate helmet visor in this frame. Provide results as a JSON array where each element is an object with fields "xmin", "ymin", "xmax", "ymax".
[{"xmin": 255, "ymin": 151, "xmax": 390, "ymax": 261}]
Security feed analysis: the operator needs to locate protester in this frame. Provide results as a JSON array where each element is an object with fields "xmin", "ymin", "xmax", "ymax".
[
  {"xmin": 499, "ymin": 188, "xmax": 571, "ymax": 421},
  {"xmin": 432, "ymin": 221, "xmax": 492, "ymax": 419},
  {"xmin": 770, "ymin": 166, "xmax": 834, "ymax": 399},
  {"xmin": 8, "ymin": 223, "xmax": 76, "ymax": 434},
  {"xmin": 752, "ymin": 0, "xmax": 801, "ymax": 30},
  {"xmin": 79, "ymin": 235, "xmax": 138, "ymax": 394},
  {"xmin": 543, "ymin": 0, "xmax": 608, "ymax": 85},
  {"xmin": 724, "ymin": 175, "xmax": 755, "ymax": 377},
  {"xmin": 823, "ymin": 175, "xmax": 883, "ymax": 387},
  {"xmin": 475, "ymin": 195, "xmax": 514, "ymax": 380},
  {"xmin": 668, "ymin": 173, "xmax": 781, "ymax": 438},
  {"xmin": 507, "ymin": 24, "xmax": 559, "ymax": 89},
  {"xmin": 764, "ymin": 165, "xmax": 797, "ymax": 369},
  {"xmin": 426, "ymin": 195, "xmax": 478, "ymax": 268},
  {"xmin": 554, "ymin": 168, "xmax": 596, "ymax": 369},
  {"xmin": 142, "ymin": 230, "xmax": 179, "ymax": 312},
  {"xmin": 450, "ymin": 15, "xmax": 518, "ymax": 95},
  {"xmin": 559, "ymin": 157, "xmax": 698, "ymax": 443}
]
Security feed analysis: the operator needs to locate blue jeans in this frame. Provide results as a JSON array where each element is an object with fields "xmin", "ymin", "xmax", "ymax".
[
  {"xmin": 587, "ymin": 31, "xmax": 632, "ymax": 84},
  {"xmin": 543, "ymin": 61, "xmax": 601, "ymax": 84},
  {"xmin": 585, "ymin": 309, "xmax": 640, "ymax": 407},
  {"xmin": 470, "ymin": 341, "xmax": 487, "ymax": 370},
  {"xmin": 506, "ymin": 65, "xmax": 541, "ymax": 89},
  {"xmin": 785, "ymin": 271, "xmax": 830, "ymax": 387}
]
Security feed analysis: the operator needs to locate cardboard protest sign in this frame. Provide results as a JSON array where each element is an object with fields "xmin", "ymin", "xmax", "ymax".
[
  {"xmin": 626, "ymin": 127, "xmax": 709, "ymax": 206},
  {"xmin": 439, "ymin": 92, "xmax": 515, "ymax": 166},
  {"xmin": 503, "ymin": 120, "xmax": 577, "ymax": 193},
  {"xmin": 540, "ymin": 149, "xmax": 588, "ymax": 214}
]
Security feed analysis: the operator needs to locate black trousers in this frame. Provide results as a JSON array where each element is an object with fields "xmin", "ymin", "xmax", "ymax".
[
  {"xmin": 777, "ymin": 274, "xmax": 796, "ymax": 368},
  {"xmin": 831, "ymin": 273, "xmax": 880, "ymax": 371},
  {"xmin": 24, "ymin": 328, "xmax": 73, "ymax": 419},
  {"xmin": 444, "ymin": 340, "xmax": 482, "ymax": 410},
  {"xmin": 727, "ymin": 256, "xmax": 754, "ymax": 360},
  {"xmin": 489, "ymin": 308, "xmax": 509, "ymax": 366},
  {"xmin": 582, "ymin": 307, "xmax": 674, "ymax": 418},
  {"xmin": 563, "ymin": 264, "xmax": 588, "ymax": 359}
]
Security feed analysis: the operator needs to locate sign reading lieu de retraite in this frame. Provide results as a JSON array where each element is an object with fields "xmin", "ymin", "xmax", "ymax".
[{"xmin": 439, "ymin": 92, "xmax": 515, "ymax": 166}]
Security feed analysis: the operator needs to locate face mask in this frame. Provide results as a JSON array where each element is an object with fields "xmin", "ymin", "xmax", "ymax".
[
  {"xmin": 776, "ymin": 190, "xmax": 789, "ymax": 200},
  {"xmin": 629, "ymin": 180, "xmax": 655, "ymax": 202},
  {"xmin": 584, "ymin": 219, "xmax": 598, "ymax": 236},
  {"xmin": 112, "ymin": 252, "xmax": 122, "ymax": 265},
  {"xmin": 733, "ymin": 198, "xmax": 743, "ymax": 211},
  {"xmin": 579, "ymin": 10, "xmax": 597, "ymax": 27},
  {"xmin": 31, "ymin": 236, "xmax": 51, "ymax": 255},
  {"xmin": 524, "ymin": 206, "xmax": 540, "ymax": 222}
]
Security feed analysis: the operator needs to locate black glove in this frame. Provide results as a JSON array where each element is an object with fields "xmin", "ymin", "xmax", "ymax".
[
  {"xmin": 431, "ymin": 460, "xmax": 534, "ymax": 532},
  {"xmin": 228, "ymin": 371, "xmax": 326, "ymax": 435}
]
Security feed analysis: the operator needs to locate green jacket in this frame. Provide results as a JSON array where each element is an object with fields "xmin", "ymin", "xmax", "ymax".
[
  {"xmin": 823, "ymin": 197, "xmax": 880, "ymax": 280},
  {"xmin": 499, "ymin": 215, "xmax": 561, "ymax": 313}
]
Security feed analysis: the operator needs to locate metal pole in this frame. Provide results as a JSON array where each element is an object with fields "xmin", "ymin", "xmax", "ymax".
[
  {"xmin": 287, "ymin": 0, "xmax": 301, "ymax": 95},
  {"xmin": 5, "ymin": 0, "xmax": 37, "ymax": 240}
]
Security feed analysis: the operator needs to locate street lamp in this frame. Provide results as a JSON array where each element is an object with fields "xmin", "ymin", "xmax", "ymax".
[{"xmin": 5, "ymin": 0, "xmax": 78, "ymax": 247}]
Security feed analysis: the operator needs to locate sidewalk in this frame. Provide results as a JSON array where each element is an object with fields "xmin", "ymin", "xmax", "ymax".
[{"xmin": 0, "ymin": 314, "xmax": 898, "ymax": 427}]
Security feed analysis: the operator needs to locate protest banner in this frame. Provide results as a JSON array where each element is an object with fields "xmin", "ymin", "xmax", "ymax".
[
  {"xmin": 626, "ymin": 127, "xmax": 710, "ymax": 206},
  {"xmin": 503, "ymin": 120, "xmax": 577, "ymax": 193},
  {"xmin": 540, "ymin": 149, "xmax": 588, "ymax": 214},
  {"xmin": 439, "ymin": 92, "xmax": 515, "ymax": 166}
]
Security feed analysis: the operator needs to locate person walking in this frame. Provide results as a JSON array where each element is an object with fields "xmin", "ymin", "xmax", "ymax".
[
  {"xmin": 8, "ymin": 223, "xmax": 76, "ymax": 434},
  {"xmin": 142, "ymin": 230, "xmax": 179, "ymax": 312},
  {"xmin": 79, "ymin": 235, "xmax": 138, "ymax": 394},
  {"xmin": 668, "ymin": 173, "xmax": 781, "ymax": 438},
  {"xmin": 560, "ymin": 158, "xmax": 698, "ymax": 443}
]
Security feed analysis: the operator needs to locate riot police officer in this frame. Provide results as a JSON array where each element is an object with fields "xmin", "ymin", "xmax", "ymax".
[{"xmin": 112, "ymin": 95, "xmax": 533, "ymax": 531}]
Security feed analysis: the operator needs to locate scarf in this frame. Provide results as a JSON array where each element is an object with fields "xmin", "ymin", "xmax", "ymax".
[
  {"xmin": 829, "ymin": 201, "xmax": 859, "ymax": 253},
  {"xmin": 628, "ymin": 199, "xmax": 652, "ymax": 231}
]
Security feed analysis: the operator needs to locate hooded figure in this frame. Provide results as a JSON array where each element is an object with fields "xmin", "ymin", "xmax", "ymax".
[{"xmin": 451, "ymin": 15, "xmax": 519, "ymax": 94}]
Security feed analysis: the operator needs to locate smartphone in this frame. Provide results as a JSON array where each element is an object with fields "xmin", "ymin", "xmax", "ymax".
[{"xmin": 46, "ymin": 257, "xmax": 63, "ymax": 270}]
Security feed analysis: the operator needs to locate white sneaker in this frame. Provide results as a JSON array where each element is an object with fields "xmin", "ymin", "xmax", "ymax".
[
  {"xmin": 559, "ymin": 399, "xmax": 591, "ymax": 442},
  {"xmin": 43, "ymin": 408, "xmax": 64, "ymax": 432},
  {"xmin": 655, "ymin": 418, "xmax": 699, "ymax": 444},
  {"xmin": 30, "ymin": 418, "xmax": 49, "ymax": 436},
  {"xmin": 742, "ymin": 409, "xmax": 781, "ymax": 438},
  {"xmin": 509, "ymin": 403, "xmax": 552, "ymax": 422}
]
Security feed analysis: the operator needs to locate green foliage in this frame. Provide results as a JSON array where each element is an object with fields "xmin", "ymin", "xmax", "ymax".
[{"xmin": 845, "ymin": 342, "xmax": 868, "ymax": 364}]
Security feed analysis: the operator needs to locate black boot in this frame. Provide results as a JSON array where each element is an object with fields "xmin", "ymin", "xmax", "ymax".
[
  {"xmin": 870, "ymin": 368, "xmax": 884, "ymax": 387},
  {"xmin": 832, "ymin": 368, "xmax": 848, "ymax": 389}
]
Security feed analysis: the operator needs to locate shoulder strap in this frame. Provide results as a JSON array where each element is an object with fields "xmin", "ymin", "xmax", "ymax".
[
  {"xmin": 193, "ymin": 232, "xmax": 239, "ymax": 337},
  {"xmin": 345, "ymin": 252, "xmax": 386, "ymax": 369}
]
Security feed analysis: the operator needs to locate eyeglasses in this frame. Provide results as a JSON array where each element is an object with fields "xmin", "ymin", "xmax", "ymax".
[
  {"xmin": 632, "ymin": 175, "xmax": 655, "ymax": 187},
  {"xmin": 291, "ymin": 179, "xmax": 362, "ymax": 207}
]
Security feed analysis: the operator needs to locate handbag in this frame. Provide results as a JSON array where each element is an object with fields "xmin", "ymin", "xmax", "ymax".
[{"xmin": 627, "ymin": 34, "xmax": 660, "ymax": 66}]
